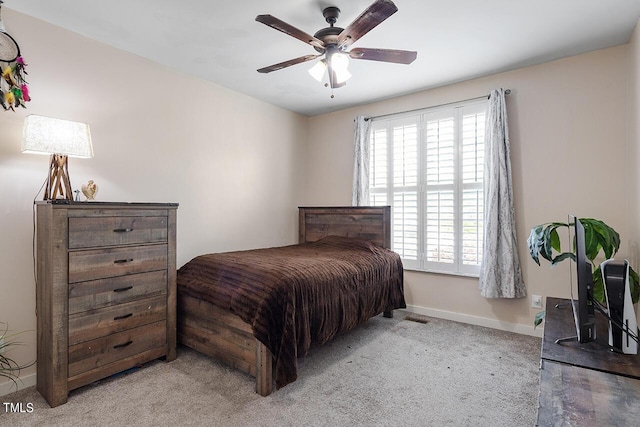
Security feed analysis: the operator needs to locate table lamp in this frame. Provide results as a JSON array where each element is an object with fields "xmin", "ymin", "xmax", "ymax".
[{"xmin": 21, "ymin": 115, "xmax": 93, "ymax": 200}]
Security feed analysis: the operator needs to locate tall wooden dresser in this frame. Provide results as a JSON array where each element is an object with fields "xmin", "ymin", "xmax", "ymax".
[{"xmin": 35, "ymin": 201, "xmax": 178, "ymax": 407}]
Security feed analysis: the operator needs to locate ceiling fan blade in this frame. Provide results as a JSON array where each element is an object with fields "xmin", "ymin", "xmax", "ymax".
[
  {"xmin": 349, "ymin": 47, "xmax": 417, "ymax": 64},
  {"xmin": 337, "ymin": 0, "xmax": 398, "ymax": 49},
  {"xmin": 257, "ymin": 54, "xmax": 323, "ymax": 73},
  {"xmin": 256, "ymin": 14, "xmax": 325, "ymax": 49}
]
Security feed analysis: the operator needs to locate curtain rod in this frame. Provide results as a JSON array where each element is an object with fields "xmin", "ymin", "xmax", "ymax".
[{"xmin": 363, "ymin": 89, "xmax": 511, "ymax": 122}]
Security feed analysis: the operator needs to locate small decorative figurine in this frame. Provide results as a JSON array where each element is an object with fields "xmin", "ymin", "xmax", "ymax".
[{"xmin": 81, "ymin": 180, "xmax": 98, "ymax": 201}]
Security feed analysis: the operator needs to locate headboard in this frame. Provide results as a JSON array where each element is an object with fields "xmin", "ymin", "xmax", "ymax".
[{"xmin": 298, "ymin": 206, "xmax": 391, "ymax": 249}]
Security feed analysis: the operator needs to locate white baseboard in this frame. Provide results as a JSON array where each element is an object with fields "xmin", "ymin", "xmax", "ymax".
[
  {"xmin": 0, "ymin": 372, "xmax": 36, "ymax": 398},
  {"xmin": 404, "ymin": 304, "xmax": 544, "ymax": 338}
]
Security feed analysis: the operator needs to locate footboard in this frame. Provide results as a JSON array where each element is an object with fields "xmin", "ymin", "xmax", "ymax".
[{"xmin": 177, "ymin": 292, "xmax": 273, "ymax": 395}]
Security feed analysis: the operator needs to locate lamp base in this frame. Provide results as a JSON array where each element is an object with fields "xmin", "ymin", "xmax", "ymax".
[{"xmin": 44, "ymin": 154, "xmax": 73, "ymax": 200}]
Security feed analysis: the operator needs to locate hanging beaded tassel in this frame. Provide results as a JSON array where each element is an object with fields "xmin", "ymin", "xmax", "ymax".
[{"xmin": 0, "ymin": 1, "xmax": 30, "ymax": 111}]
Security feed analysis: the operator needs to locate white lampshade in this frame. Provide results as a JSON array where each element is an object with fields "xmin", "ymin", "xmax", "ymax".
[
  {"xmin": 331, "ymin": 53, "xmax": 349, "ymax": 71},
  {"xmin": 21, "ymin": 115, "xmax": 93, "ymax": 158},
  {"xmin": 308, "ymin": 60, "xmax": 328, "ymax": 82},
  {"xmin": 331, "ymin": 53, "xmax": 351, "ymax": 84}
]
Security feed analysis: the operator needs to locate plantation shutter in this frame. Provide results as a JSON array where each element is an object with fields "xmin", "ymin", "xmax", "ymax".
[
  {"xmin": 423, "ymin": 110, "xmax": 456, "ymax": 272},
  {"xmin": 367, "ymin": 98, "xmax": 485, "ymax": 275},
  {"xmin": 392, "ymin": 119, "xmax": 419, "ymax": 264},
  {"xmin": 460, "ymin": 104, "xmax": 486, "ymax": 274}
]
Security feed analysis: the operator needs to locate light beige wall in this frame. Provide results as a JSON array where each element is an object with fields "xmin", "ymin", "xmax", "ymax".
[
  {"xmin": 0, "ymin": 10, "xmax": 308, "ymax": 392},
  {"xmin": 629, "ymin": 18, "xmax": 640, "ymax": 267},
  {"xmin": 306, "ymin": 45, "xmax": 631, "ymax": 334}
]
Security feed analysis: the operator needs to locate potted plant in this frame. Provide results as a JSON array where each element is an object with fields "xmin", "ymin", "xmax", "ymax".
[
  {"xmin": 0, "ymin": 323, "xmax": 35, "ymax": 390},
  {"xmin": 527, "ymin": 218, "xmax": 640, "ymax": 327}
]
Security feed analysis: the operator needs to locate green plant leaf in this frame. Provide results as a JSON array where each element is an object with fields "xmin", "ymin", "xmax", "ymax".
[
  {"xmin": 534, "ymin": 310, "xmax": 546, "ymax": 328},
  {"xmin": 550, "ymin": 228, "xmax": 561, "ymax": 253},
  {"xmin": 527, "ymin": 226, "xmax": 544, "ymax": 265},
  {"xmin": 582, "ymin": 218, "xmax": 620, "ymax": 260},
  {"xmin": 0, "ymin": 323, "xmax": 35, "ymax": 390},
  {"xmin": 528, "ymin": 222, "xmax": 570, "ymax": 267},
  {"xmin": 540, "ymin": 226, "xmax": 555, "ymax": 262},
  {"xmin": 540, "ymin": 223, "xmax": 568, "ymax": 262},
  {"xmin": 582, "ymin": 223, "xmax": 601, "ymax": 262},
  {"xmin": 591, "ymin": 220, "xmax": 614, "ymax": 258},
  {"xmin": 551, "ymin": 252, "xmax": 575, "ymax": 266},
  {"xmin": 528, "ymin": 217, "xmax": 639, "ymax": 326},
  {"xmin": 592, "ymin": 265, "xmax": 605, "ymax": 303}
]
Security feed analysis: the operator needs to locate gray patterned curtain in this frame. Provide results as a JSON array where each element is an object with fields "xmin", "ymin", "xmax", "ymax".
[
  {"xmin": 352, "ymin": 116, "xmax": 371, "ymax": 206},
  {"xmin": 479, "ymin": 89, "xmax": 526, "ymax": 298}
]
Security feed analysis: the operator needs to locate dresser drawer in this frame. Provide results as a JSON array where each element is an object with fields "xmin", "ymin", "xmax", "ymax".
[
  {"xmin": 69, "ymin": 295, "xmax": 167, "ymax": 346},
  {"xmin": 68, "ymin": 245, "xmax": 167, "ymax": 283},
  {"xmin": 69, "ymin": 270, "xmax": 167, "ymax": 314},
  {"xmin": 69, "ymin": 216, "xmax": 168, "ymax": 249},
  {"xmin": 68, "ymin": 321, "xmax": 167, "ymax": 378}
]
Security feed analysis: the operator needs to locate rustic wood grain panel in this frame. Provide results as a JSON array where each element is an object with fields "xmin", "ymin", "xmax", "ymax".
[
  {"xmin": 68, "ymin": 270, "xmax": 167, "ymax": 314},
  {"xmin": 255, "ymin": 342, "xmax": 273, "ymax": 396},
  {"xmin": 298, "ymin": 206, "xmax": 391, "ymax": 248},
  {"xmin": 35, "ymin": 201, "xmax": 177, "ymax": 407},
  {"xmin": 36, "ymin": 204, "xmax": 70, "ymax": 407},
  {"xmin": 66, "ymin": 208, "xmax": 171, "ymax": 218},
  {"xmin": 179, "ymin": 324, "xmax": 257, "ymax": 376},
  {"xmin": 177, "ymin": 293, "xmax": 261, "ymax": 378},
  {"xmin": 177, "ymin": 292, "xmax": 266, "ymax": 380},
  {"xmin": 538, "ymin": 360, "xmax": 640, "ymax": 426},
  {"xmin": 542, "ymin": 297, "xmax": 640, "ymax": 378},
  {"xmin": 68, "ymin": 321, "xmax": 166, "ymax": 378},
  {"xmin": 69, "ymin": 295, "xmax": 167, "ymax": 345},
  {"xmin": 69, "ymin": 216, "xmax": 168, "ymax": 249},
  {"xmin": 68, "ymin": 244, "xmax": 167, "ymax": 283},
  {"xmin": 67, "ymin": 347, "xmax": 167, "ymax": 391},
  {"xmin": 166, "ymin": 208, "xmax": 178, "ymax": 361},
  {"xmin": 178, "ymin": 292, "xmax": 252, "ymax": 334}
]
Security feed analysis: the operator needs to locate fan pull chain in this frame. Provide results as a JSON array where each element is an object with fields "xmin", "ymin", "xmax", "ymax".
[{"xmin": 324, "ymin": 82, "xmax": 335, "ymax": 99}]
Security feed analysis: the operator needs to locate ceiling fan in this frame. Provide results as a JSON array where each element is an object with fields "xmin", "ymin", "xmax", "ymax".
[{"xmin": 256, "ymin": 0, "xmax": 417, "ymax": 90}]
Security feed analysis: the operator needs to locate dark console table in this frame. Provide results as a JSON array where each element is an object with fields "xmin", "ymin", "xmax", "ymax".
[{"xmin": 537, "ymin": 297, "xmax": 640, "ymax": 426}]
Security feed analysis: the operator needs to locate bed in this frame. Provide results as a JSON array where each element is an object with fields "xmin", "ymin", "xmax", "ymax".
[{"xmin": 176, "ymin": 206, "xmax": 405, "ymax": 395}]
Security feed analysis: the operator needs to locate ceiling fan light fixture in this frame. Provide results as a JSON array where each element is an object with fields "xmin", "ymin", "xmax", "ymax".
[
  {"xmin": 308, "ymin": 59, "xmax": 328, "ymax": 82},
  {"xmin": 333, "ymin": 65, "xmax": 352, "ymax": 84},
  {"xmin": 330, "ymin": 52, "xmax": 351, "ymax": 83},
  {"xmin": 330, "ymin": 52, "xmax": 349, "ymax": 70},
  {"xmin": 257, "ymin": 0, "xmax": 417, "ymax": 90}
]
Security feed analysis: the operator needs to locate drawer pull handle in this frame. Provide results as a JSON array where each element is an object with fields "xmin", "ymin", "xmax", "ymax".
[
  {"xmin": 113, "ymin": 228, "xmax": 134, "ymax": 233},
  {"xmin": 113, "ymin": 340, "xmax": 133, "ymax": 349},
  {"xmin": 114, "ymin": 313, "xmax": 133, "ymax": 321},
  {"xmin": 114, "ymin": 258, "xmax": 134, "ymax": 264},
  {"xmin": 113, "ymin": 286, "xmax": 133, "ymax": 293}
]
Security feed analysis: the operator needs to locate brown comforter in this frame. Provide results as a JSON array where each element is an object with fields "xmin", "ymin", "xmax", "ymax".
[{"xmin": 177, "ymin": 235, "xmax": 405, "ymax": 389}]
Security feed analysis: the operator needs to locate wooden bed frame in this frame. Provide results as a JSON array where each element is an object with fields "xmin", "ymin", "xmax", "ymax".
[{"xmin": 177, "ymin": 206, "xmax": 392, "ymax": 396}]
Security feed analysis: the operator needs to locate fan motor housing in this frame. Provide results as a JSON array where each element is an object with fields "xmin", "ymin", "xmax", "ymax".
[
  {"xmin": 323, "ymin": 6, "xmax": 340, "ymax": 25},
  {"xmin": 313, "ymin": 6, "xmax": 344, "ymax": 52},
  {"xmin": 314, "ymin": 26, "xmax": 343, "ymax": 52}
]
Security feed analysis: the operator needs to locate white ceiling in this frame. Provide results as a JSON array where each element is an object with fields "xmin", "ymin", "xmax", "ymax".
[{"xmin": 5, "ymin": 0, "xmax": 640, "ymax": 116}]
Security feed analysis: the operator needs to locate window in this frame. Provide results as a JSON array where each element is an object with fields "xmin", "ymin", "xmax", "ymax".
[{"xmin": 369, "ymin": 100, "xmax": 486, "ymax": 275}]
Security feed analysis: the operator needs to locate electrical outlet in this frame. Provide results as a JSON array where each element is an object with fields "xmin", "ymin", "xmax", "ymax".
[{"xmin": 531, "ymin": 295, "xmax": 543, "ymax": 309}]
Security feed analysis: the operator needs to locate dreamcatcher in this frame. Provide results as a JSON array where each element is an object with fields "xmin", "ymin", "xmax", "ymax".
[{"xmin": 0, "ymin": 0, "xmax": 29, "ymax": 111}]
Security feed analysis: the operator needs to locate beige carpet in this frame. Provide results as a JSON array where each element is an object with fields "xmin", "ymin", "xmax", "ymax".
[{"xmin": 2, "ymin": 311, "xmax": 541, "ymax": 426}]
